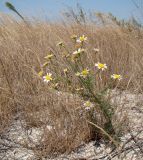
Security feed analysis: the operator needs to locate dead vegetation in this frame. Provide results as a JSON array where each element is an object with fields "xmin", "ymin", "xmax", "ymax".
[{"xmin": 0, "ymin": 14, "xmax": 143, "ymax": 158}]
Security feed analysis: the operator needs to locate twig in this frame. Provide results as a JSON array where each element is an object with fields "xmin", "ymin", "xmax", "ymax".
[{"xmin": 87, "ymin": 121, "xmax": 119, "ymax": 148}]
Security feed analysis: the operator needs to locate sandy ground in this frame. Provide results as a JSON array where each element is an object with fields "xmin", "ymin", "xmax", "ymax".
[{"xmin": 0, "ymin": 90, "xmax": 143, "ymax": 160}]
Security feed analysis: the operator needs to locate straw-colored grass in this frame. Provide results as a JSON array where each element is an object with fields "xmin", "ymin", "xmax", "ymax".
[{"xmin": 0, "ymin": 14, "xmax": 143, "ymax": 157}]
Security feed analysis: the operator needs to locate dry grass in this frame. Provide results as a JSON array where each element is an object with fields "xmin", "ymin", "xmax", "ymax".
[{"xmin": 0, "ymin": 14, "xmax": 143, "ymax": 157}]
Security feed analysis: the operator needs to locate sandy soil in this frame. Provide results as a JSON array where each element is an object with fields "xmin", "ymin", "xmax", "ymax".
[{"xmin": 0, "ymin": 90, "xmax": 143, "ymax": 160}]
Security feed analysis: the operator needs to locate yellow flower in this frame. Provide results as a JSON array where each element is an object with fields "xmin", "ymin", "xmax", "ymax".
[
  {"xmin": 76, "ymin": 69, "xmax": 89, "ymax": 78},
  {"xmin": 38, "ymin": 71, "xmax": 43, "ymax": 77},
  {"xmin": 84, "ymin": 101, "xmax": 92, "ymax": 107},
  {"xmin": 57, "ymin": 41, "xmax": 64, "ymax": 47},
  {"xmin": 80, "ymin": 35, "xmax": 87, "ymax": 42},
  {"xmin": 95, "ymin": 62, "xmax": 107, "ymax": 71},
  {"xmin": 43, "ymin": 73, "xmax": 53, "ymax": 83},
  {"xmin": 111, "ymin": 74, "xmax": 122, "ymax": 80},
  {"xmin": 83, "ymin": 100, "xmax": 93, "ymax": 110},
  {"xmin": 81, "ymin": 69, "xmax": 89, "ymax": 78},
  {"xmin": 76, "ymin": 35, "xmax": 87, "ymax": 43},
  {"xmin": 44, "ymin": 54, "xmax": 53, "ymax": 60}
]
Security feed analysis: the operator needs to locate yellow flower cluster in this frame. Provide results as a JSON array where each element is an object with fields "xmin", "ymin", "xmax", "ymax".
[{"xmin": 39, "ymin": 34, "xmax": 122, "ymax": 89}]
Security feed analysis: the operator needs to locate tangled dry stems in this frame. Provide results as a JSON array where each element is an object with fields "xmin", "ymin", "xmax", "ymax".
[{"xmin": 0, "ymin": 14, "xmax": 143, "ymax": 157}]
